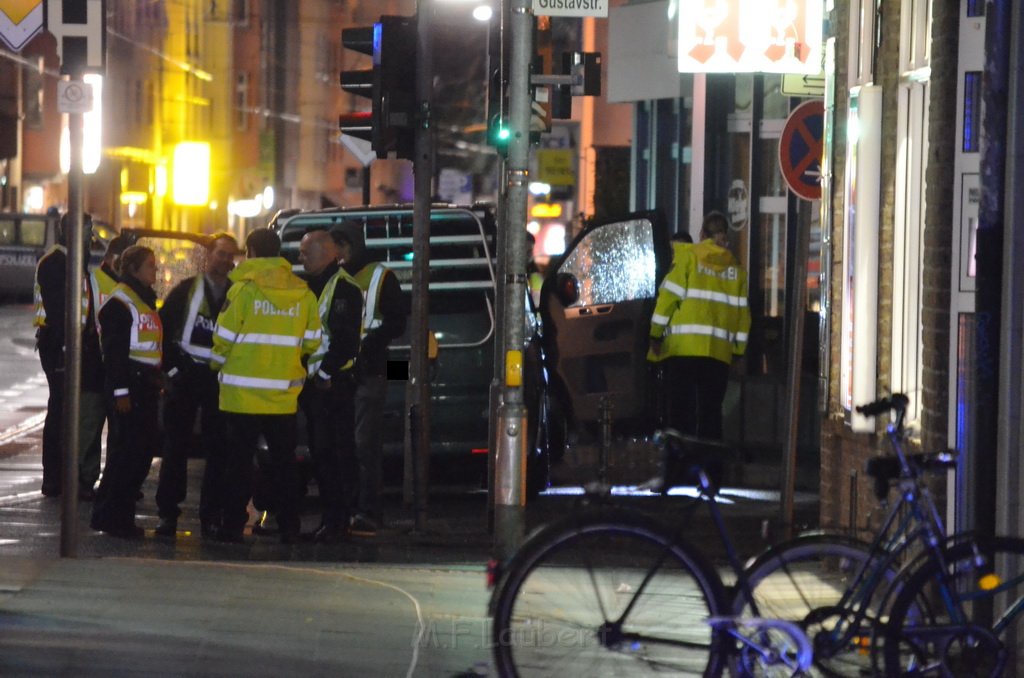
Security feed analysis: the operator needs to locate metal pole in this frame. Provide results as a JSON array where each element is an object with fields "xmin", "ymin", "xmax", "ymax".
[
  {"xmin": 492, "ymin": 0, "xmax": 532, "ymax": 560},
  {"xmin": 779, "ymin": 198, "xmax": 811, "ymax": 539},
  {"xmin": 408, "ymin": 1, "xmax": 434, "ymax": 531},
  {"xmin": 61, "ymin": 75, "xmax": 85, "ymax": 558}
]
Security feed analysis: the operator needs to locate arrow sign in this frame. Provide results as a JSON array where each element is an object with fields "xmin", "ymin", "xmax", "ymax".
[{"xmin": 0, "ymin": 0, "xmax": 44, "ymax": 51}]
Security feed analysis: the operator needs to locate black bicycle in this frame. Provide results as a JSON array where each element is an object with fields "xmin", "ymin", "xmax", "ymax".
[
  {"xmin": 488, "ymin": 430, "xmax": 813, "ymax": 677},
  {"xmin": 734, "ymin": 394, "xmax": 1024, "ymax": 676}
]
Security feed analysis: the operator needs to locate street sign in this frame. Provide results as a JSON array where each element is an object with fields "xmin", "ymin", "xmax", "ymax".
[
  {"xmin": 781, "ymin": 72, "xmax": 825, "ymax": 97},
  {"xmin": 532, "ymin": 0, "xmax": 608, "ymax": 18},
  {"xmin": 45, "ymin": 0, "xmax": 105, "ymax": 73},
  {"xmin": 57, "ymin": 80, "xmax": 93, "ymax": 113},
  {"xmin": 0, "ymin": 0, "xmax": 44, "ymax": 51},
  {"xmin": 779, "ymin": 100, "xmax": 824, "ymax": 201}
]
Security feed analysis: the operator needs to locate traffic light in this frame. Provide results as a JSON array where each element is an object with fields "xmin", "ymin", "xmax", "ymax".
[
  {"xmin": 339, "ymin": 15, "xmax": 417, "ymax": 160},
  {"xmin": 485, "ymin": 14, "xmax": 510, "ymax": 155}
]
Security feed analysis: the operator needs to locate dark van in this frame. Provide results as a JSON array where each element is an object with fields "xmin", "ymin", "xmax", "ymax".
[{"xmin": 270, "ymin": 204, "xmax": 513, "ymax": 481}]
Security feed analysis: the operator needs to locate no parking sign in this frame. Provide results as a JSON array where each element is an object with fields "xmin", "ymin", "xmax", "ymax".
[{"xmin": 779, "ymin": 100, "xmax": 824, "ymax": 201}]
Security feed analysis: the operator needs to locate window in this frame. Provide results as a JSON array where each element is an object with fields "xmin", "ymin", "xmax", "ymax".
[
  {"xmin": 233, "ymin": 0, "xmax": 249, "ymax": 25},
  {"xmin": 890, "ymin": 0, "xmax": 933, "ymax": 428},
  {"xmin": 849, "ymin": 0, "xmax": 880, "ymax": 87},
  {"xmin": 557, "ymin": 219, "xmax": 656, "ymax": 307},
  {"xmin": 236, "ymin": 73, "xmax": 249, "ymax": 131},
  {"xmin": 22, "ymin": 57, "xmax": 44, "ymax": 129}
]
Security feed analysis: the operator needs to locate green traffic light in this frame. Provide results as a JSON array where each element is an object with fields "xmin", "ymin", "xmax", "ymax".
[{"xmin": 496, "ymin": 127, "xmax": 511, "ymax": 142}]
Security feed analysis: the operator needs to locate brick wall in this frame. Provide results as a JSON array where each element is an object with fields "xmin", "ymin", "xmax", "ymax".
[{"xmin": 821, "ymin": 0, "xmax": 959, "ymax": 532}]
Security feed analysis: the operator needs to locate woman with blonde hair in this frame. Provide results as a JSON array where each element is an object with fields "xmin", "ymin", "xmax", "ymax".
[{"xmin": 90, "ymin": 245, "xmax": 163, "ymax": 538}]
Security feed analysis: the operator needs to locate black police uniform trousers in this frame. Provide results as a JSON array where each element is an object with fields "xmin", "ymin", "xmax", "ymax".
[
  {"xmin": 663, "ymin": 355, "xmax": 730, "ymax": 441},
  {"xmin": 156, "ymin": 363, "xmax": 226, "ymax": 526},
  {"xmin": 39, "ymin": 343, "xmax": 65, "ymax": 495},
  {"xmin": 305, "ymin": 376, "xmax": 359, "ymax": 529},
  {"xmin": 221, "ymin": 412, "xmax": 301, "ymax": 537},
  {"xmin": 91, "ymin": 370, "xmax": 161, "ymax": 531}
]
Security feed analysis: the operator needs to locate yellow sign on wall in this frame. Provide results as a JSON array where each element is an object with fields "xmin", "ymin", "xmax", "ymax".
[
  {"xmin": 536, "ymin": 149, "xmax": 575, "ymax": 186},
  {"xmin": 0, "ymin": 0, "xmax": 43, "ymax": 51}
]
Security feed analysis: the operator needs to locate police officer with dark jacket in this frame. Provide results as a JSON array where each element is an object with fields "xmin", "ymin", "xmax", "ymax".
[
  {"xmin": 331, "ymin": 221, "xmax": 406, "ymax": 536},
  {"xmin": 32, "ymin": 212, "xmax": 102, "ymax": 499},
  {"xmin": 154, "ymin": 233, "xmax": 238, "ymax": 538},
  {"xmin": 298, "ymin": 229, "xmax": 363, "ymax": 542},
  {"xmin": 90, "ymin": 245, "xmax": 163, "ymax": 538}
]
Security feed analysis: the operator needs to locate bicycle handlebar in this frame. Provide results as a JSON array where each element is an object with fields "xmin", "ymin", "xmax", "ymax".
[{"xmin": 855, "ymin": 393, "xmax": 910, "ymax": 417}]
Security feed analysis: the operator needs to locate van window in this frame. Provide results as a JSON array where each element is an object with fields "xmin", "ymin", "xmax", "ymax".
[
  {"xmin": 21, "ymin": 219, "xmax": 49, "ymax": 247},
  {"xmin": 0, "ymin": 218, "xmax": 14, "ymax": 245},
  {"xmin": 558, "ymin": 218, "xmax": 657, "ymax": 307}
]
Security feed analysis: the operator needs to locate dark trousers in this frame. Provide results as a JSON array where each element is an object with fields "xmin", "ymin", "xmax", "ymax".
[
  {"xmin": 663, "ymin": 356, "xmax": 730, "ymax": 440},
  {"xmin": 40, "ymin": 349, "xmax": 64, "ymax": 495},
  {"xmin": 354, "ymin": 373, "xmax": 387, "ymax": 522},
  {"xmin": 305, "ymin": 379, "xmax": 359, "ymax": 528},
  {"xmin": 91, "ymin": 380, "xmax": 160, "ymax": 530},
  {"xmin": 156, "ymin": 367, "xmax": 225, "ymax": 525},
  {"xmin": 39, "ymin": 348, "xmax": 102, "ymax": 494},
  {"xmin": 221, "ymin": 412, "xmax": 300, "ymax": 536}
]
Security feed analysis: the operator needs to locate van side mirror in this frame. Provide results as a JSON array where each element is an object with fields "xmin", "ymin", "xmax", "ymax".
[{"xmin": 555, "ymin": 272, "xmax": 579, "ymax": 306}]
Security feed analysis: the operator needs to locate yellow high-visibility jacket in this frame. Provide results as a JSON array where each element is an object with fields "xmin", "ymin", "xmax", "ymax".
[
  {"xmin": 211, "ymin": 257, "xmax": 321, "ymax": 414},
  {"xmin": 648, "ymin": 239, "xmax": 751, "ymax": 364}
]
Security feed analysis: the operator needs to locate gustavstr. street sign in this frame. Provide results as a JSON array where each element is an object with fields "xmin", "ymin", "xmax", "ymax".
[
  {"xmin": 0, "ymin": 0, "xmax": 44, "ymax": 51},
  {"xmin": 532, "ymin": 0, "xmax": 608, "ymax": 18}
]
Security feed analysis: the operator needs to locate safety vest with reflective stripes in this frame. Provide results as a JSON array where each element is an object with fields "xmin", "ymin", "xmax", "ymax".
[
  {"xmin": 352, "ymin": 262, "xmax": 389, "ymax": 339},
  {"xmin": 33, "ymin": 245, "xmax": 89, "ymax": 329},
  {"xmin": 105, "ymin": 283, "xmax": 163, "ymax": 368},
  {"xmin": 211, "ymin": 257, "xmax": 322, "ymax": 414},
  {"xmin": 177, "ymin": 276, "xmax": 219, "ymax": 364},
  {"xmin": 308, "ymin": 268, "xmax": 361, "ymax": 378},
  {"xmin": 88, "ymin": 266, "xmax": 118, "ymax": 327},
  {"xmin": 648, "ymin": 239, "xmax": 751, "ymax": 365}
]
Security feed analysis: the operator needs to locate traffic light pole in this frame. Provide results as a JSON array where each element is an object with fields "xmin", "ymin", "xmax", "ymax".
[
  {"xmin": 408, "ymin": 2, "xmax": 434, "ymax": 532},
  {"xmin": 493, "ymin": 0, "xmax": 533, "ymax": 560}
]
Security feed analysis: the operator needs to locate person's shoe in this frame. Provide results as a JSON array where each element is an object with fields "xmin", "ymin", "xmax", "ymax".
[
  {"xmin": 41, "ymin": 485, "xmax": 61, "ymax": 498},
  {"xmin": 251, "ymin": 511, "xmax": 277, "ymax": 536},
  {"xmin": 154, "ymin": 517, "xmax": 177, "ymax": 537},
  {"xmin": 304, "ymin": 523, "xmax": 347, "ymax": 544},
  {"xmin": 92, "ymin": 521, "xmax": 144, "ymax": 539},
  {"xmin": 348, "ymin": 514, "xmax": 378, "ymax": 538}
]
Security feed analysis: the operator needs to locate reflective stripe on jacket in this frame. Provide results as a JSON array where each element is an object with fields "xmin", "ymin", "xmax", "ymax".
[
  {"xmin": 178, "ymin": 275, "xmax": 218, "ymax": 363},
  {"xmin": 211, "ymin": 257, "xmax": 321, "ymax": 414},
  {"xmin": 353, "ymin": 262, "xmax": 387, "ymax": 337},
  {"xmin": 308, "ymin": 267, "xmax": 361, "ymax": 377},
  {"xmin": 648, "ymin": 239, "xmax": 751, "ymax": 364},
  {"xmin": 106, "ymin": 284, "xmax": 163, "ymax": 367}
]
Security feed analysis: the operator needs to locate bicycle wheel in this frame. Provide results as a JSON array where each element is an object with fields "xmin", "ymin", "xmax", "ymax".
[
  {"xmin": 736, "ymin": 534, "xmax": 900, "ymax": 677},
  {"xmin": 490, "ymin": 508, "xmax": 729, "ymax": 677},
  {"xmin": 882, "ymin": 535, "xmax": 1024, "ymax": 677}
]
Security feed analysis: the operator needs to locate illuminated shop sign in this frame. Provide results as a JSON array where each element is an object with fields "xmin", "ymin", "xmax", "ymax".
[{"xmin": 677, "ymin": 0, "xmax": 823, "ymax": 74}]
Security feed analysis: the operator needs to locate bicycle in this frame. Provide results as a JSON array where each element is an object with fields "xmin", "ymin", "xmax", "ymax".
[
  {"xmin": 488, "ymin": 429, "xmax": 814, "ymax": 677},
  {"xmin": 735, "ymin": 393, "xmax": 1024, "ymax": 676}
]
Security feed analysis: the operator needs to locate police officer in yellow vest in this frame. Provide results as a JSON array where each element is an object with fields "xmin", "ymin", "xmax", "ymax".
[
  {"xmin": 32, "ymin": 211, "xmax": 96, "ymax": 498},
  {"xmin": 649, "ymin": 212, "xmax": 751, "ymax": 440},
  {"xmin": 90, "ymin": 245, "xmax": 164, "ymax": 539},
  {"xmin": 211, "ymin": 228, "xmax": 321, "ymax": 544},
  {"xmin": 154, "ymin": 233, "xmax": 239, "ymax": 538},
  {"xmin": 331, "ymin": 221, "xmax": 406, "ymax": 537},
  {"xmin": 299, "ymin": 229, "xmax": 363, "ymax": 543}
]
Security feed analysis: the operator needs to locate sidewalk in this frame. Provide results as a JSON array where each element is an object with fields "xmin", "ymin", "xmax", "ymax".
[{"xmin": 0, "ymin": 423, "xmax": 820, "ymax": 676}]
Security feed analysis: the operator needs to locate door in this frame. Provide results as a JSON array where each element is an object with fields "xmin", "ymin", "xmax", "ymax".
[{"xmin": 541, "ymin": 211, "xmax": 670, "ymax": 434}]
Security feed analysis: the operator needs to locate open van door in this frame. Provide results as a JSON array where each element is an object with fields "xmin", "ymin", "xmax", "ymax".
[{"xmin": 540, "ymin": 211, "xmax": 671, "ymax": 436}]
